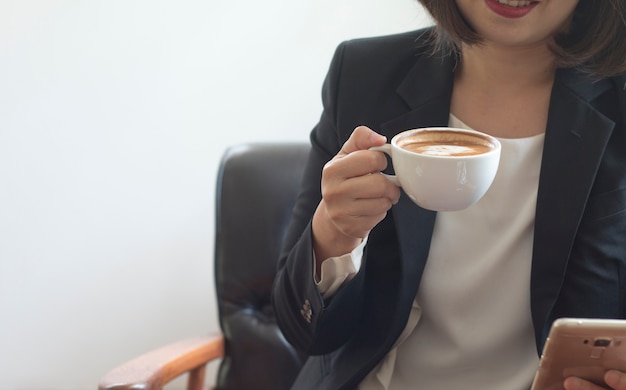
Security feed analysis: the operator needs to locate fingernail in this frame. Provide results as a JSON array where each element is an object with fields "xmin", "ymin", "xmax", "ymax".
[
  {"xmin": 605, "ymin": 370, "xmax": 621, "ymax": 386},
  {"xmin": 372, "ymin": 132, "xmax": 386, "ymax": 142},
  {"xmin": 563, "ymin": 376, "xmax": 581, "ymax": 390}
]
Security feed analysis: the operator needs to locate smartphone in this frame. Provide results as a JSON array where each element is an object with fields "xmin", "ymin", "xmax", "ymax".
[{"xmin": 530, "ymin": 318, "xmax": 626, "ymax": 390}]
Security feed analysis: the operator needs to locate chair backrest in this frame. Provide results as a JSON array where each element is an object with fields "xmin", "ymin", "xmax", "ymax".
[{"xmin": 214, "ymin": 142, "xmax": 309, "ymax": 390}]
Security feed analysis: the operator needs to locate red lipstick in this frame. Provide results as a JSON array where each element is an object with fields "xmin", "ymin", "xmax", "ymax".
[{"xmin": 485, "ymin": 0, "xmax": 539, "ymax": 18}]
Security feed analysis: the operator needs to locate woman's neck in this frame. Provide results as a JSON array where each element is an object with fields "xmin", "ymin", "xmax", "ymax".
[
  {"xmin": 450, "ymin": 42, "xmax": 558, "ymax": 138},
  {"xmin": 456, "ymin": 42, "xmax": 557, "ymax": 90}
]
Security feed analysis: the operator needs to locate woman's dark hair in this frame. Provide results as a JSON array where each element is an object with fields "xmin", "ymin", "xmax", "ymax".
[{"xmin": 417, "ymin": 0, "xmax": 626, "ymax": 78}]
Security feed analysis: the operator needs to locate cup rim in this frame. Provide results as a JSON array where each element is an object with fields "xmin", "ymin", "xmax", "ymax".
[{"xmin": 391, "ymin": 127, "xmax": 501, "ymax": 158}]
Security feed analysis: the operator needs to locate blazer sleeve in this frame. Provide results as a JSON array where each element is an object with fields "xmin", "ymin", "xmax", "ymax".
[{"xmin": 271, "ymin": 41, "xmax": 369, "ymax": 355}]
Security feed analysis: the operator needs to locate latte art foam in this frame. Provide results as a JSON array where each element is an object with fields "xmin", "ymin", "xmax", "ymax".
[
  {"xmin": 402, "ymin": 141, "xmax": 492, "ymax": 156},
  {"xmin": 397, "ymin": 130, "xmax": 495, "ymax": 157}
]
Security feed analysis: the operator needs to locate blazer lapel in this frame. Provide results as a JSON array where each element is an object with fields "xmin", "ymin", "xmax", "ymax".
[
  {"xmin": 531, "ymin": 69, "xmax": 616, "ymax": 349},
  {"xmin": 379, "ymin": 54, "xmax": 456, "ymax": 310}
]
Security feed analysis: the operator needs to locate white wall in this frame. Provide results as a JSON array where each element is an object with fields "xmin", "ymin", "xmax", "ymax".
[{"xmin": 0, "ymin": 1, "xmax": 431, "ymax": 389}]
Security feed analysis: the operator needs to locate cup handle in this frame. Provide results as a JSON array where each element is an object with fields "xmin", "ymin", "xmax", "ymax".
[{"xmin": 369, "ymin": 144, "xmax": 400, "ymax": 187}]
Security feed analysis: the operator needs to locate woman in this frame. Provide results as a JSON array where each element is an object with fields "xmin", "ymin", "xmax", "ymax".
[{"xmin": 272, "ymin": 0, "xmax": 626, "ymax": 389}]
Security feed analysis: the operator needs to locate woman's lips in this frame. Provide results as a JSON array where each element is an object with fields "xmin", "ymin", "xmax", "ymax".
[{"xmin": 485, "ymin": 0, "xmax": 539, "ymax": 18}]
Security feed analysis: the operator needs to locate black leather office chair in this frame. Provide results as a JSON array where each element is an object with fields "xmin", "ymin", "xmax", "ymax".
[{"xmin": 99, "ymin": 142, "xmax": 310, "ymax": 390}]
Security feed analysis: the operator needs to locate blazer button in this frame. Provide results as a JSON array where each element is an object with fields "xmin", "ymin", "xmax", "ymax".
[{"xmin": 300, "ymin": 299, "xmax": 312, "ymax": 323}]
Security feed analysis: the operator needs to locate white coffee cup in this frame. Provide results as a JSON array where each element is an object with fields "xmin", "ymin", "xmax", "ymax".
[{"xmin": 370, "ymin": 127, "xmax": 501, "ymax": 211}]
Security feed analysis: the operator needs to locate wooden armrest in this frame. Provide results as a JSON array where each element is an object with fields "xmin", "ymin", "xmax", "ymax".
[{"xmin": 98, "ymin": 334, "xmax": 225, "ymax": 390}]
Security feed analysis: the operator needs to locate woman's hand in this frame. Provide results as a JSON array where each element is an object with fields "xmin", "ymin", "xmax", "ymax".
[
  {"xmin": 312, "ymin": 126, "xmax": 401, "ymax": 263},
  {"xmin": 564, "ymin": 370, "xmax": 626, "ymax": 390}
]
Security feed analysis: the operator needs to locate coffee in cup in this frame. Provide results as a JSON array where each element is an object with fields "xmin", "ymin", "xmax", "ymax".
[{"xmin": 370, "ymin": 127, "xmax": 501, "ymax": 211}]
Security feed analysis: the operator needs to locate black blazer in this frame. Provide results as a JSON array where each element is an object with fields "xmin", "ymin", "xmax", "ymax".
[{"xmin": 272, "ymin": 28, "xmax": 626, "ymax": 390}]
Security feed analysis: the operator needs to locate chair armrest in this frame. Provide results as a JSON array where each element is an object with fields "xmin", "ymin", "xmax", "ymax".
[{"xmin": 98, "ymin": 334, "xmax": 224, "ymax": 390}]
